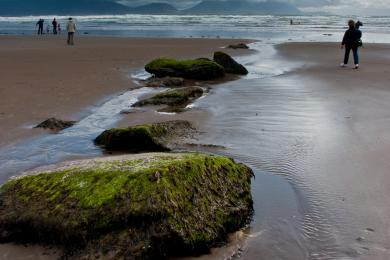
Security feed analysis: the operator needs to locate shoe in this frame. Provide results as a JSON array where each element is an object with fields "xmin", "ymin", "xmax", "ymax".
[
  {"xmin": 340, "ymin": 63, "xmax": 346, "ymax": 67},
  {"xmin": 354, "ymin": 64, "xmax": 359, "ymax": 69}
]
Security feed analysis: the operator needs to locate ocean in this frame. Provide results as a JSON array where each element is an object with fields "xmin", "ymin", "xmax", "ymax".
[{"xmin": 1, "ymin": 14, "xmax": 390, "ymax": 43}]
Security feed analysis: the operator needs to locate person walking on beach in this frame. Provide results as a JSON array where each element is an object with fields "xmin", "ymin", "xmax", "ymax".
[
  {"xmin": 52, "ymin": 18, "xmax": 58, "ymax": 34},
  {"xmin": 66, "ymin": 18, "xmax": 76, "ymax": 45},
  {"xmin": 58, "ymin": 23, "xmax": 61, "ymax": 34},
  {"xmin": 36, "ymin": 19, "xmax": 44, "ymax": 35},
  {"xmin": 340, "ymin": 20, "xmax": 362, "ymax": 69},
  {"xmin": 46, "ymin": 24, "xmax": 50, "ymax": 35}
]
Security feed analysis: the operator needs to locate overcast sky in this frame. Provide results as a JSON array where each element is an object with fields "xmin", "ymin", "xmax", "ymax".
[{"xmin": 117, "ymin": 0, "xmax": 390, "ymax": 15}]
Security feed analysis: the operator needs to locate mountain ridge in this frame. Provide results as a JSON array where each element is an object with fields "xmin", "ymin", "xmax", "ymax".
[{"xmin": 0, "ymin": 0, "xmax": 301, "ymax": 16}]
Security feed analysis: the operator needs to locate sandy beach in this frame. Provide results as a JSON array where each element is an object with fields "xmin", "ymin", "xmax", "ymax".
[
  {"xmin": 275, "ymin": 42, "xmax": 390, "ymax": 259},
  {"xmin": 0, "ymin": 36, "xmax": 250, "ymax": 147},
  {"xmin": 1, "ymin": 37, "xmax": 390, "ymax": 259}
]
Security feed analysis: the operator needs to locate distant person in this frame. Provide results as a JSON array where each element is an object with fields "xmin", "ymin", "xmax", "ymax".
[
  {"xmin": 58, "ymin": 23, "xmax": 61, "ymax": 34},
  {"xmin": 66, "ymin": 17, "xmax": 76, "ymax": 45},
  {"xmin": 52, "ymin": 18, "xmax": 58, "ymax": 34},
  {"xmin": 36, "ymin": 19, "xmax": 44, "ymax": 35},
  {"xmin": 46, "ymin": 24, "xmax": 50, "ymax": 34},
  {"xmin": 340, "ymin": 20, "xmax": 362, "ymax": 69},
  {"xmin": 355, "ymin": 20, "xmax": 363, "ymax": 30}
]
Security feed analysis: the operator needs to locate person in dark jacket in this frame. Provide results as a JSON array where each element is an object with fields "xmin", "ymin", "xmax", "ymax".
[
  {"xmin": 36, "ymin": 19, "xmax": 44, "ymax": 35},
  {"xmin": 52, "ymin": 18, "xmax": 58, "ymax": 35},
  {"xmin": 340, "ymin": 20, "xmax": 362, "ymax": 69}
]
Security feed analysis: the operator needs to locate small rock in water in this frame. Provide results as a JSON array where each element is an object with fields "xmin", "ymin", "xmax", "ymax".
[
  {"xmin": 119, "ymin": 109, "xmax": 136, "ymax": 114},
  {"xmin": 94, "ymin": 120, "xmax": 195, "ymax": 152},
  {"xmin": 34, "ymin": 118, "xmax": 76, "ymax": 132},
  {"xmin": 228, "ymin": 43, "xmax": 249, "ymax": 49},
  {"xmin": 143, "ymin": 76, "xmax": 185, "ymax": 88},
  {"xmin": 133, "ymin": 86, "xmax": 204, "ymax": 110},
  {"xmin": 213, "ymin": 51, "xmax": 248, "ymax": 75},
  {"xmin": 366, "ymin": 228, "xmax": 375, "ymax": 232},
  {"xmin": 356, "ymin": 236, "xmax": 365, "ymax": 242}
]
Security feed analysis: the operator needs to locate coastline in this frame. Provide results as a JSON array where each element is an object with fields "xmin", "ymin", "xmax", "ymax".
[
  {"xmin": 2, "ymin": 37, "xmax": 390, "ymax": 259},
  {"xmin": 0, "ymin": 35, "xmax": 253, "ymax": 147}
]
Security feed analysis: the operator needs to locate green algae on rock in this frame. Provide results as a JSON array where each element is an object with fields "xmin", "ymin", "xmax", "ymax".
[
  {"xmin": 133, "ymin": 86, "xmax": 204, "ymax": 110},
  {"xmin": 145, "ymin": 58, "xmax": 225, "ymax": 80},
  {"xmin": 0, "ymin": 153, "xmax": 254, "ymax": 259},
  {"xmin": 94, "ymin": 120, "xmax": 194, "ymax": 152}
]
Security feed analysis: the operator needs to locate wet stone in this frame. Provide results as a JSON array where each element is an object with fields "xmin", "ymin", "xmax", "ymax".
[{"xmin": 34, "ymin": 118, "xmax": 76, "ymax": 132}]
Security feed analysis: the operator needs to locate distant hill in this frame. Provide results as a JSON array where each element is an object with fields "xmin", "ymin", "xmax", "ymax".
[
  {"xmin": 183, "ymin": 0, "xmax": 302, "ymax": 15},
  {"xmin": 0, "ymin": 0, "xmax": 300, "ymax": 16}
]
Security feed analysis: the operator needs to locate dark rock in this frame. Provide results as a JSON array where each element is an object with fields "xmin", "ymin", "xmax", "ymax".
[
  {"xmin": 143, "ymin": 76, "xmax": 185, "ymax": 88},
  {"xmin": 34, "ymin": 118, "xmax": 76, "ymax": 132},
  {"xmin": 94, "ymin": 120, "xmax": 194, "ymax": 152},
  {"xmin": 227, "ymin": 43, "xmax": 249, "ymax": 49},
  {"xmin": 133, "ymin": 87, "xmax": 204, "ymax": 109},
  {"xmin": 213, "ymin": 52, "xmax": 248, "ymax": 75},
  {"xmin": 0, "ymin": 152, "xmax": 253, "ymax": 259},
  {"xmin": 145, "ymin": 58, "xmax": 225, "ymax": 80},
  {"xmin": 196, "ymin": 57, "xmax": 213, "ymax": 62}
]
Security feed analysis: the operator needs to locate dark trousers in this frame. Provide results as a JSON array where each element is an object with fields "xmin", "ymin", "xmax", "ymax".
[
  {"xmin": 53, "ymin": 28, "xmax": 57, "ymax": 34},
  {"xmin": 67, "ymin": 32, "xmax": 74, "ymax": 45},
  {"xmin": 344, "ymin": 45, "xmax": 359, "ymax": 65},
  {"xmin": 37, "ymin": 26, "xmax": 43, "ymax": 35}
]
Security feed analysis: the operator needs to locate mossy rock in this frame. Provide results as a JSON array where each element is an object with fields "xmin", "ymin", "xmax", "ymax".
[
  {"xmin": 94, "ymin": 120, "xmax": 193, "ymax": 152},
  {"xmin": 143, "ymin": 77, "xmax": 185, "ymax": 88},
  {"xmin": 34, "ymin": 118, "xmax": 76, "ymax": 132},
  {"xmin": 145, "ymin": 58, "xmax": 225, "ymax": 80},
  {"xmin": 0, "ymin": 153, "xmax": 254, "ymax": 259},
  {"xmin": 213, "ymin": 51, "xmax": 248, "ymax": 75},
  {"xmin": 133, "ymin": 87, "xmax": 204, "ymax": 110}
]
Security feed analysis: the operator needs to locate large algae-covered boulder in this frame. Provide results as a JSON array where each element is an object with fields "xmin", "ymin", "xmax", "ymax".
[
  {"xmin": 0, "ymin": 153, "xmax": 254, "ymax": 259},
  {"xmin": 145, "ymin": 58, "xmax": 225, "ymax": 80},
  {"xmin": 213, "ymin": 51, "xmax": 248, "ymax": 75},
  {"xmin": 94, "ymin": 120, "xmax": 193, "ymax": 152},
  {"xmin": 133, "ymin": 86, "xmax": 204, "ymax": 109}
]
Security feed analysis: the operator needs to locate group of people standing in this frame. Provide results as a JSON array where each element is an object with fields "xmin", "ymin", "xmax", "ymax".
[
  {"xmin": 36, "ymin": 18, "xmax": 60, "ymax": 35},
  {"xmin": 36, "ymin": 17, "xmax": 77, "ymax": 45}
]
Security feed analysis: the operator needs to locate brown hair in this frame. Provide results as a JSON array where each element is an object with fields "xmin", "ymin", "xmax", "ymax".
[{"xmin": 348, "ymin": 20, "xmax": 355, "ymax": 28}]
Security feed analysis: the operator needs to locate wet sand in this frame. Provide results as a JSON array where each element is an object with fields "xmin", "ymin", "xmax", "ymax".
[
  {"xmin": 171, "ymin": 43, "xmax": 390, "ymax": 259},
  {"xmin": 274, "ymin": 42, "xmax": 390, "ymax": 259},
  {"xmin": 0, "ymin": 36, "xmax": 250, "ymax": 147}
]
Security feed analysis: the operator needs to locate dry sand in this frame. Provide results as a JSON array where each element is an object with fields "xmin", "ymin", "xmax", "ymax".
[{"xmin": 0, "ymin": 36, "xmax": 250, "ymax": 147}]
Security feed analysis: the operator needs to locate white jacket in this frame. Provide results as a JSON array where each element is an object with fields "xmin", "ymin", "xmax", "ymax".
[{"xmin": 67, "ymin": 20, "xmax": 76, "ymax": 33}]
